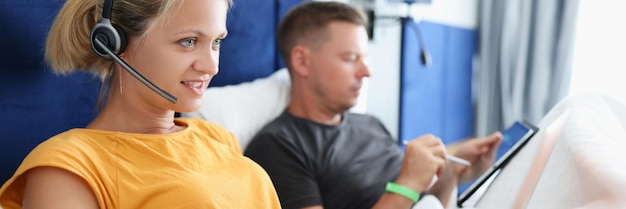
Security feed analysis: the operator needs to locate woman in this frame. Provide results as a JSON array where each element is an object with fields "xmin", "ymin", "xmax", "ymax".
[{"xmin": 0, "ymin": 0, "xmax": 280, "ymax": 208}]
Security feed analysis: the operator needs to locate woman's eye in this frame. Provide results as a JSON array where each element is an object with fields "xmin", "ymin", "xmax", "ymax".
[
  {"xmin": 180, "ymin": 39, "xmax": 196, "ymax": 48},
  {"xmin": 212, "ymin": 38, "xmax": 224, "ymax": 46}
]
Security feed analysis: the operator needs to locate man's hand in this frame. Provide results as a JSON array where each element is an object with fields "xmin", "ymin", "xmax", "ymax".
[
  {"xmin": 395, "ymin": 134, "xmax": 447, "ymax": 193},
  {"xmin": 451, "ymin": 132, "xmax": 503, "ymax": 184}
]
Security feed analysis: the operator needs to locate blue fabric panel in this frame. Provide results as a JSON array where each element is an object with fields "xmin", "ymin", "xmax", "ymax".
[
  {"xmin": 400, "ymin": 19, "xmax": 445, "ymax": 143},
  {"xmin": 399, "ymin": 19, "xmax": 476, "ymax": 145},
  {"xmin": 0, "ymin": 1, "xmax": 101, "ymax": 183},
  {"xmin": 212, "ymin": 0, "xmax": 304, "ymax": 87},
  {"xmin": 211, "ymin": 0, "xmax": 278, "ymax": 87},
  {"xmin": 275, "ymin": 0, "xmax": 305, "ymax": 69},
  {"xmin": 442, "ymin": 24, "xmax": 475, "ymax": 143}
]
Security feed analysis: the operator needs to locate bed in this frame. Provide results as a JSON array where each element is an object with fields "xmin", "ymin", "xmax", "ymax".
[{"xmin": 467, "ymin": 93, "xmax": 626, "ymax": 209}]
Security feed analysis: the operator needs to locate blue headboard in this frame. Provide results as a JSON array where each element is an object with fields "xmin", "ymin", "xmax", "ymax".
[
  {"xmin": 212, "ymin": 0, "xmax": 303, "ymax": 86},
  {"xmin": 0, "ymin": 0, "xmax": 304, "ymax": 183},
  {"xmin": 0, "ymin": 1, "xmax": 101, "ymax": 183}
]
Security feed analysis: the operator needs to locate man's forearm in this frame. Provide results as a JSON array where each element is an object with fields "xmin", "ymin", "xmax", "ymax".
[
  {"xmin": 371, "ymin": 192, "xmax": 416, "ymax": 209},
  {"xmin": 427, "ymin": 171, "xmax": 458, "ymax": 208}
]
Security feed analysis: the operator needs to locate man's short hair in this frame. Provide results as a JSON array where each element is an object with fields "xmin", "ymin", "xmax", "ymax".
[{"xmin": 277, "ymin": 1, "xmax": 368, "ymax": 69}]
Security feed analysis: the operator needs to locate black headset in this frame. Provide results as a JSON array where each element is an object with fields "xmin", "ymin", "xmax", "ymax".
[
  {"xmin": 90, "ymin": 0, "xmax": 127, "ymax": 58},
  {"xmin": 87, "ymin": 0, "xmax": 178, "ymax": 103}
]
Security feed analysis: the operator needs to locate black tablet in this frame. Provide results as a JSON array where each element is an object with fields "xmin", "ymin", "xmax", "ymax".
[{"xmin": 457, "ymin": 121, "xmax": 539, "ymax": 208}]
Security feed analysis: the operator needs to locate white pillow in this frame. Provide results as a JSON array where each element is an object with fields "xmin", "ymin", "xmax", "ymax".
[{"xmin": 182, "ymin": 68, "xmax": 291, "ymax": 150}]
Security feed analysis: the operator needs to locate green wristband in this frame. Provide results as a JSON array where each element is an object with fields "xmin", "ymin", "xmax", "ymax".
[{"xmin": 385, "ymin": 182, "xmax": 420, "ymax": 203}]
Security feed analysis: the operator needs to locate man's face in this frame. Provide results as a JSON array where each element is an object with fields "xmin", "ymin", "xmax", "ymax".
[{"xmin": 307, "ymin": 21, "xmax": 370, "ymax": 113}]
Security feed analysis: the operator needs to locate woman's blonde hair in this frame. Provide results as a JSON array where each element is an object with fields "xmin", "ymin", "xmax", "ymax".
[{"xmin": 45, "ymin": 0, "xmax": 232, "ymax": 78}]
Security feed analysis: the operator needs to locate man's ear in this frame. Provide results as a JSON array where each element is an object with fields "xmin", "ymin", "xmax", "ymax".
[{"xmin": 290, "ymin": 45, "xmax": 310, "ymax": 77}]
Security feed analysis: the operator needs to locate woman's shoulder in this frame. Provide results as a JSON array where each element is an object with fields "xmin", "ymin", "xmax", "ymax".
[
  {"xmin": 1, "ymin": 129, "xmax": 113, "ymax": 195},
  {"xmin": 23, "ymin": 129, "xmax": 113, "ymax": 167},
  {"xmin": 33, "ymin": 129, "xmax": 106, "ymax": 153}
]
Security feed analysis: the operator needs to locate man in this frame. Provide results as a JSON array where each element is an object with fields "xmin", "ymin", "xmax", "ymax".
[{"xmin": 244, "ymin": 1, "xmax": 502, "ymax": 209}]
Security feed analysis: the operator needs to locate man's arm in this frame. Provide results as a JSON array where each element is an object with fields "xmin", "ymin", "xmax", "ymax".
[
  {"xmin": 372, "ymin": 134, "xmax": 447, "ymax": 209},
  {"xmin": 426, "ymin": 131, "xmax": 503, "ymax": 207},
  {"xmin": 450, "ymin": 132, "xmax": 503, "ymax": 183}
]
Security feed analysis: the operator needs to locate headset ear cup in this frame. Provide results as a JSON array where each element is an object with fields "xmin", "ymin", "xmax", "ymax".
[
  {"xmin": 91, "ymin": 23, "xmax": 111, "ymax": 58},
  {"xmin": 90, "ymin": 20, "xmax": 126, "ymax": 58},
  {"xmin": 112, "ymin": 23, "xmax": 127, "ymax": 55}
]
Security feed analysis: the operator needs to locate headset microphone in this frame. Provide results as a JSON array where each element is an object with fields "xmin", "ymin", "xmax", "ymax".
[
  {"xmin": 93, "ymin": 38, "xmax": 178, "ymax": 103},
  {"xmin": 90, "ymin": 0, "xmax": 177, "ymax": 104}
]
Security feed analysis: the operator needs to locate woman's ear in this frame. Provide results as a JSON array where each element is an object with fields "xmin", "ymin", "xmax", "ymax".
[{"xmin": 290, "ymin": 45, "xmax": 310, "ymax": 77}]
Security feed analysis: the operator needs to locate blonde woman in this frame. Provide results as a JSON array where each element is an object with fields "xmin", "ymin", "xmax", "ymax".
[{"xmin": 0, "ymin": 0, "xmax": 280, "ymax": 208}]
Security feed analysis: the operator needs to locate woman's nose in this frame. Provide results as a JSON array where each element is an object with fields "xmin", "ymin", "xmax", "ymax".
[{"xmin": 192, "ymin": 47, "xmax": 219, "ymax": 75}]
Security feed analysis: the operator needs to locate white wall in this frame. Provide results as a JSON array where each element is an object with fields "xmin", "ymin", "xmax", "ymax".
[{"xmin": 359, "ymin": 0, "xmax": 478, "ymax": 139}]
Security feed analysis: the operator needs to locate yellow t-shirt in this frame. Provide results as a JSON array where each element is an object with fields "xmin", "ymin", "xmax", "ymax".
[{"xmin": 0, "ymin": 118, "xmax": 281, "ymax": 209}]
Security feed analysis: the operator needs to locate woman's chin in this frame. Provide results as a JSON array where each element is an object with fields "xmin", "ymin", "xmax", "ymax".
[{"xmin": 173, "ymin": 101, "xmax": 203, "ymax": 114}]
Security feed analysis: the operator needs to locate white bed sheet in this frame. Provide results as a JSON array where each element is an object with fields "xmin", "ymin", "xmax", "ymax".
[{"xmin": 472, "ymin": 93, "xmax": 626, "ymax": 209}]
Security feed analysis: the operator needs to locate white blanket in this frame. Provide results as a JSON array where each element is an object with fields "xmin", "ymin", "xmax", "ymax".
[{"xmin": 475, "ymin": 93, "xmax": 626, "ymax": 209}]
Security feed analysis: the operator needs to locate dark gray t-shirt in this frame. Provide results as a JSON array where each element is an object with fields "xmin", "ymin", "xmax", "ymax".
[{"xmin": 245, "ymin": 111, "xmax": 404, "ymax": 209}]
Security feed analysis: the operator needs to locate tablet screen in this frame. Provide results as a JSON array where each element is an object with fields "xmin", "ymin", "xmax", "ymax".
[{"xmin": 457, "ymin": 121, "xmax": 538, "ymax": 207}]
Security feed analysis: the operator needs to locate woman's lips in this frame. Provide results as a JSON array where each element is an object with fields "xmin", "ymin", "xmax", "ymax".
[{"xmin": 181, "ymin": 81, "xmax": 206, "ymax": 95}]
